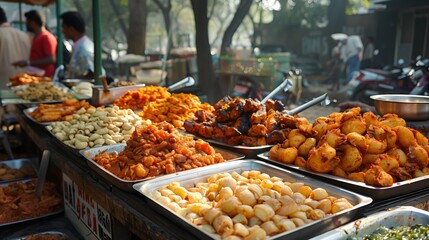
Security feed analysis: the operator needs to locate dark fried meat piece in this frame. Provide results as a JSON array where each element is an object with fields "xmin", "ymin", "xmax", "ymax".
[
  {"xmin": 243, "ymin": 98, "xmax": 261, "ymax": 113},
  {"xmin": 248, "ymin": 124, "xmax": 268, "ymax": 137},
  {"xmin": 265, "ymin": 99, "xmax": 285, "ymax": 112},
  {"xmin": 250, "ymin": 107, "xmax": 267, "ymax": 125},
  {"xmin": 266, "ymin": 129, "xmax": 288, "ymax": 144},
  {"xmin": 234, "ymin": 116, "xmax": 251, "ymax": 134}
]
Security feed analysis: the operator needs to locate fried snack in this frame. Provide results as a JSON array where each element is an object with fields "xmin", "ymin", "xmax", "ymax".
[
  {"xmin": 138, "ymin": 93, "xmax": 214, "ymax": 128},
  {"xmin": 150, "ymin": 170, "xmax": 354, "ymax": 239},
  {"xmin": 25, "ymin": 234, "xmax": 63, "ymax": 240},
  {"xmin": 0, "ymin": 179, "xmax": 62, "ymax": 224},
  {"xmin": 47, "ymin": 106, "xmax": 143, "ymax": 149},
  {"xmin": 269, "ymin": 107, "xmax": 429, "ymax": 187},
  {"xmin": 9, "ymin": 73, "xmax": 52, "ymax": 86},
  {"xmin": 91, "ymin": 121, "xmax": 225, "ymax": 180},
  {"xmin": 110, "ymin": 81, "xmax": 136, "ymax": 87},
  {"xmin": 0, "ymin": 163, "xmax": 37, "ymax": 181},
  {"xmin": 113, "ymin": 85, "xmax": 170, "ymax": 110},
  {"xmin": 184, "ymin": 97, "xmax": 312, "ymax": 146},
  {"xmin": 15, "ymin": 82, "xmax": 73, "ymax": 102},
  {"xmin": 28, "ymin": 98, "xmax": 91, "ymax": 122}
]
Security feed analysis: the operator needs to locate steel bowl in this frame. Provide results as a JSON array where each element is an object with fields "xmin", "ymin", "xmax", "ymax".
[
  {"xmin": 370, "ymin": 94, "xmax": 429, "ymax": 121},
  {"xmin": 61, "ymin": 78, "xmax": 95, "ymax": 88}
]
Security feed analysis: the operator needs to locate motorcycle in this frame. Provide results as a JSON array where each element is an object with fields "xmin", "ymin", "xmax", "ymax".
[
  {"xmin": 409, "ymin": 59, "xmax": 429, "ymax": 95},
  {"xmin": 346, "ymin": 58, "xmax": 423, "ymax": 105}
]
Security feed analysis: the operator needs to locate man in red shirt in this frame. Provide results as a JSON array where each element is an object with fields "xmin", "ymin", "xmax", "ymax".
[{"xmin": 13, "ymin": 10, "xmax": 57, "ymax": 77}]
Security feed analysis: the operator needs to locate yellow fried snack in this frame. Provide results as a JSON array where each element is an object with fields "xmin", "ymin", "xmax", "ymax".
[
  {"xmin": 138, "ymin": 93, "xmax": 214, "ymax": 128},
  {"xmin": 112, "ymin": 85, "xmax": 170, "ymax": 110}
]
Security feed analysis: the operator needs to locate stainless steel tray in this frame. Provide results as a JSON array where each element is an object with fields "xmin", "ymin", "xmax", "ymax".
[
  {"xmin": 193, "ymin": 136, "xmax": 273, "ymax": 158},
  {"xmin": 0, "ymin": 158, "xmax": 38, "ymax": 183},
  {"xmin": 258, "ymin": 151, "xmax": 429, "ymax": 200},
  {"xmin": 11, "ymin": 231, "xmax": 70, "ymax": 240},
  {"xmin": 0, "ymin": 179, "xmax": 63, "ymax": 227},
  {"xmin": 133, "ymin": 160, "xmax": 372, "ymax": 240},
  {"xmin": 1, "ymin": 82, "xmax": 89, "ymax": 106},
  {"xmin": 80, "ymin": 144, "xmax": 245, "ymax": 191},
  {"xmin": 91, "ymin": 84, "xmax": 146, "ymax": 106},
  {"xmin": 311, "ymin": 206, "xmax": 429, "ymax": 240},
  {"xmin": 23, "ymin": 107, "xmax": 52, "ymax": 125}
]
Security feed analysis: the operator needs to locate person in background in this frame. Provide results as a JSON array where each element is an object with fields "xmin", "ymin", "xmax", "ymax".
[
  {"xmin": 60, "ymin": 11, "xmax": 95, "ymax": 79},
  {"xmin": 340, "ymin": 35, "xmax": 363, "ymax": 83},
  {"xmin": 0, "ymin": 6, "xmax": 31, "ymax": 86},
  {"xmin": 361, "ymin": 36, "xmax": 375, "ymax": 69},
  {"xmin": 12, "ymin": 10, "xmax": 57, "ymax": 77}
]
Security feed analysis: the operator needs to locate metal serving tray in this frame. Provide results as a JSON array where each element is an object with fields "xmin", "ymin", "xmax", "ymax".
[
  {"xmin": 133, "ymin": 160, "xmax": 372, "ymax": 240},
  {"xmin": 311, "ymin": 206, "xmax": 429, "ymax": 240},
  {"xmin": 258, "ymin": 151, "xmax": 429, "ymax": 201},
  {"xmin": 0, "ymin": 158, "xmax": 38, "ymax": 183},
  {"xmin": 193, "ymin": 136, "xmax": 273, "ymax": 158},
  {"xmin": 80, "ymin": 144, "xmax": 245, "ymax": 191},
  {"xmin": 10, "ymin": 231, "xmax": 70, "ymax": 240},
  {"xmin": 91, "ymin": 84, "xmax": 146, "ymax": 106},
  {"xmin": 1, "ymin": 82, "xmax": 89, "ymax": 106},
  {"xmin": 0, "ymin": 179, "xmax": 63, "ymax": 227},
  {"xmin": 23, "ymin": 107, "xmax": 52, "ymax": 125}
]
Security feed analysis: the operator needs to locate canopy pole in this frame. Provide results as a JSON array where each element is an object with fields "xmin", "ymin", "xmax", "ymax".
[
  {"xmin": 93, "ymin": 0, "xmax": 102, "ymax": 84},
  {"xmin": 56, "ymin": 0, "xmax": 63, "ymax": 66},
  {"xmin": 18, "ymin": 2, "xmax": 22, "ymax": 30}
]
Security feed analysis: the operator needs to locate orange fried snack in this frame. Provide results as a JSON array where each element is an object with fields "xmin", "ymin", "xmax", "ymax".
[
  {"xmin": 28, "ymin": 98, "xmax": 91, "ymax": 122},
  {"xmin": 9, "ymin": 73, "xmax": 52, "ymax": 86},
  {"xmin": 112, "ymin": 85, "xmax": 171, "ymax": 110},
  {"xmin": 92, "ymin": 121, "xmax": 225, "ymax": 180},
  {"xmin": 138, "ymin": 93, "xmax": 214, "ymax": 128},
  {"xmin": 0, "ymin": 179, "xmax": 62, "ymax": 224}
]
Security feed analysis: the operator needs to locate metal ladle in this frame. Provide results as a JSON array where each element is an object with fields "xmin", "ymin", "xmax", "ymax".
[
  {"xmin": 168, "ymin": 76, "xmax": 196, "ymax": 92},
  {"xmin": 284, "ymin": 93, "xmax": 330, "ymax": 116},
  {"xmin": 35, "ymin": 150, "xmax": 50, "ymax": 198},
  {"xmin": 261, "ymin": 79, "xmax": 293, "ymax": 104}
]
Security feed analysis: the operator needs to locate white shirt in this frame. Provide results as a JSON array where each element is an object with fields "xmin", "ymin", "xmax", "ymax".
[
  {"xmin": 0, "ymin": 23, "xmax": 31, "ymax": 85},
  {"xmin": 340, "ymin": 35, "xmax": 363, "ymax": 62}
]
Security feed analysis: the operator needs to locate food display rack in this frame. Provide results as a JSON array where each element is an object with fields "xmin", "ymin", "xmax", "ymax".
[{"xmin": 11, "ymin": 104, "xmax": 429, "ymax": 240}]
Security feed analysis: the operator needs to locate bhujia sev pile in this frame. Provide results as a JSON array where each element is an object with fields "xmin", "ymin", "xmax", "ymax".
[
  {"xmin": 269, "ymin": 107, "xmax": 429, "ymax": 187},
  {"xmin": 113, "ymin": 85, "xmax": 171, "ymax": 111},
  {"xmin": 138, "ymin": 93, "xmax": 214, "ymax": 128}
]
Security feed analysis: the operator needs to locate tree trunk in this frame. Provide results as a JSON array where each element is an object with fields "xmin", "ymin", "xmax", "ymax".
[
  {"xmin": 127, "ymin": 0, "xmax": 147, "ymax": 55},
  {"xmin": 190, "ymin": 0, "xmax": 218, "ymax": 103},
  {"xmin": 326, "ymin": 0, "xmax": 346, "ymax": 36},
  {"xmin": 220, "ymin": 0, "xmax": 253, "ymax": 56}
]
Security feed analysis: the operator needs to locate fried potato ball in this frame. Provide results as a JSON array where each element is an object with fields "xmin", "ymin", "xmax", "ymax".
[
  {"xmin": 341, "ymin": 117, "xmax": 366, "ymax": 135},
  {"xmin": 307, "ymin": 143, "xmax": 339, "ymax": 173},
  {"xmin": 339, "ymin": 144, "xmax": 363, "ymax": 172},
  {"xmin": 364, "ymin": 165, "xmax": 394, "ymax": 187}
]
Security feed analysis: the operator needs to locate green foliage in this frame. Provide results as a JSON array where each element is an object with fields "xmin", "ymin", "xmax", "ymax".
[
  {"xmin": 346, "ymin": 0, "xmax": 371, "ymax": 15},
  {"xmin": 272, "ymin": 0, "xmax": 328, "ymax": 29}
]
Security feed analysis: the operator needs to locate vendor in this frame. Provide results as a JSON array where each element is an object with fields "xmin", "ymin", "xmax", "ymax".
[
  {"xmin": 12, "ymin": 10, "xmax": 57, "ymax": 77},
  {"xmin": 60, "ymin": 11, "xmax": 100, "ymax": 79},
  {"xmin": 0, "ymin": 6, "xmax": 31, "ymax": 84}
]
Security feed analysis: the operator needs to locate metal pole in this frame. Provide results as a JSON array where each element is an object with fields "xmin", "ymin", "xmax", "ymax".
[
  {"xmin": 93, "ymin": 0, "xmax": 102, "ymax": 84},
  {"xmin": 56, "ymin": 0, "xmax": 63, "ymax": 66},
  {"xmin": 18, "ymin": 2, "xmax": 22, "ymax": 30}
]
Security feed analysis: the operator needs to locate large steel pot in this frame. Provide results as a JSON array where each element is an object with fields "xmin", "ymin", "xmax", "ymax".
[{"xmin": 370, "ymin": 94, "xmax": 429, "ymax": 121}]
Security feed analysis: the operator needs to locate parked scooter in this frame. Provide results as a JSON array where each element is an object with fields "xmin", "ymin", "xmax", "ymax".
[
  {"xmin": 346, "ymin": 58, "xmax": 421, "ymax": 105},
  {"xmin": 410, "ymin": 58, "xmax": 429, "ymax": 95},
  {"xmin": 230, "ymin": 76, "xmax": 264, "ymax": 100}
]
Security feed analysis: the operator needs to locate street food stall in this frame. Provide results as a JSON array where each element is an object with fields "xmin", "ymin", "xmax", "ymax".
[{"xmin": 3, "ymin": 2, "xmax": 429, "ymax": 240}]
